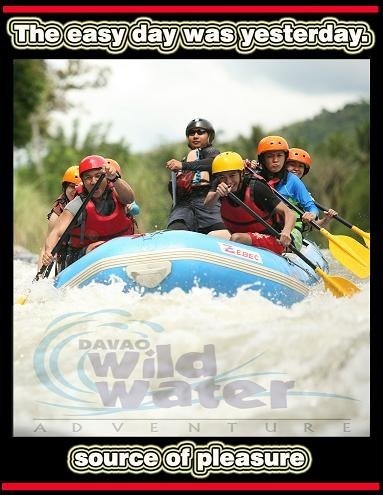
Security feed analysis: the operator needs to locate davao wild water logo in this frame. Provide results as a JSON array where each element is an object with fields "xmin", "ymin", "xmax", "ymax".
[{"xmin": 33, "ymin": 309, "xmax": 357, "ymax": 414}]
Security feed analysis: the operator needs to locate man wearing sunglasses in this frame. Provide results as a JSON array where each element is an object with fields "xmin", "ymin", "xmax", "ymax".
[{"xmin": 165, "ymin": 118, "xmax": 229, "ymax": 238}]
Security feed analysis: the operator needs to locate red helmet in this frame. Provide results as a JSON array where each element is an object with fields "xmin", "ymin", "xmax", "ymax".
[{"xmin": 79, "ymin": 155, "xmax": 106, "ymax": 176}]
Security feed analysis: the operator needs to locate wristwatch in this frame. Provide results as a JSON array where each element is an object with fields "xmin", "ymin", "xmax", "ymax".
[{"xmin": 110, "ymin": 172, "xmax": 121, "ymax": 183}]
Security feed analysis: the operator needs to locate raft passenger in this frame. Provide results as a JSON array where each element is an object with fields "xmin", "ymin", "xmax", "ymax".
[
  {"xmin": 41, "ymin": 155, "xmax": 136, "ymax": 270},
  {"xmin": 204, "ymin": 151, "xmax": 296, "ymax": 254},
  {"xmin": 165, "ymin": 118, "xmax": 229, "ymax": 238}
]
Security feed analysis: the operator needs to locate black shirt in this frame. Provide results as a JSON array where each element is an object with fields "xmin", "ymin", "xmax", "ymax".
[
  {"xmin": 211, "ymin": 177, "xmax": 281, "ymax": 213},
  {"xmin": 181, "ymin": 145, "xmax": 220, "ymax": 172}
]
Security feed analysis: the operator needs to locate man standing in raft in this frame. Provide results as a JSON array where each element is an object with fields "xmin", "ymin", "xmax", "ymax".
[{"xmin": 165, "ymin": 118, "xmax": 229, "ymax": 237}]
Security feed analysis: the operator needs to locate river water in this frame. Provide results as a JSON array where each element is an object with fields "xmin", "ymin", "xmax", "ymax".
[{"xmin": 13, "ymin": 247, "xmax": 370, "ymax": 438}]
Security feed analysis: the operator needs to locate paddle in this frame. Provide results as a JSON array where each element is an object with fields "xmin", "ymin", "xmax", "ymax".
[
  {"xmin": 227, "ymin": 192, "xmax": 360, "ymax": 298},
  {"xmin": 171, "ymin": 171, "xmax": 177, "ymax": 207},
  {"xmin": 314, "ymin": 201, "xmax": 370, "ymax": 249},
  {"xmin": 16, "ymin": 173, "xmax": 106, "ymax": 305},
  {"xmin": 266, "ymin": 185, "xmax": 370, "ymax": 279}
]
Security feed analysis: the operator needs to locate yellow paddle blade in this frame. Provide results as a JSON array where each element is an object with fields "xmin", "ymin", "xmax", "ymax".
[
  {"xmin": 351, "ymin": 226, "xmax": 370, "ymax": 249},
  {"xmin": 315, "ymin": 268, "xmax": 361, "ymax": 298},
  {"xmin": 15, "ymin": 287, "xmax": 32, "ymax": 305},
  {"xmin": 319, "ymin": 229, "xmax": 370, "ymax": 279},
  {"xmin": 16, "ymin": 294, "xmax": 28, "ymax": 305}
]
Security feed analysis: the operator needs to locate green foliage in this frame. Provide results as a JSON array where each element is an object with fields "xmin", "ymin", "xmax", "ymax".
[
  {"xmin": 16, "ymin": 121, "xmax": 132, "ymax": 205},
  {"xmin": 340, "ymin": 167, "xmax": 370, "ymax": 226},
  {"xmin": 277, "ymin": 99, "xmax": 370, "ymax": 147},
  {"xmin": 14, "ymin": 175, "xmax": 50, "ymax": 253},
  {"xmin": 13, "ymin": 60, "xmax": 109, "ymax": 151},
  {"xmin": 128, "ymin": 142, "xmax": 187, "ymax": 232},
  {"xmin": 218, "ymin": 125, "xmax": 265, "ymax": 159},
  {"xmin": 14, "ymin": 60, "xmax": 49, "ymax": 147}
]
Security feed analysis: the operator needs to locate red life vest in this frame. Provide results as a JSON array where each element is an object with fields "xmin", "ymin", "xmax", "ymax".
[
  {"xmin": 47, "ymin": 194, "xmax": 67, "ymax": 220},
  {"xmin": 221, "ymin": 184, "xmax": 279, "ymax": 234},
  {"xmin": 69, "ymin": 189, "xmax": 134, "ymax": 248},
  {"xmin": 175, "ymin": 170, "xmax": 194, "ymax": 196},
  {"xmin": 267, "ymin": 177, "xmax": 281, "ymax": 188}
]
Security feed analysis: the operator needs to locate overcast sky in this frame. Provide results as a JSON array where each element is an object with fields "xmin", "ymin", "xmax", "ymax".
[{"xmin": 49, "ymin": 59, "xmax": 369, "ymax": 153}]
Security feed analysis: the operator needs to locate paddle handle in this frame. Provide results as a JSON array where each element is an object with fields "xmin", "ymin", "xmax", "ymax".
[{"xmin": 227, "ymin": 192, "xmax": 317, "ymax": 272}]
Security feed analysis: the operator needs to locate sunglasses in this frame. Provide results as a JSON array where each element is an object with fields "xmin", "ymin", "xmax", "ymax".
[{"xmin": 187, "ymin": 128, "xmax": 207, "ymax": 136}]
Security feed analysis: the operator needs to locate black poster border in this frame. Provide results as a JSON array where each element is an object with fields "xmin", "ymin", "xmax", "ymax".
[{"xmin": 2, "ymin": 1, "xmax": 381, "ymax": 492}]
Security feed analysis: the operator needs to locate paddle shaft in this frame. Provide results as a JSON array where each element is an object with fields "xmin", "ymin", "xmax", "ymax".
[
  {"xmin": 244, "ymin": 166, "xmax": 319, "ymax": 227},
  {"xmin": 246, "ymin": 167, "xmax": 367, "ymax": 243},
  {"xmin": 226, "ymin": 187, "xmax": 360, "ymax": 297},
  {"xmin": 314, "ymin": 201, "xmax": 352, "ymax": 229},
  {"xmin": 227, "ymin": 192, "xmax": 318, "ymax": 272},
  {"xmin": 37, "ymin": 173, "xmax": 106, "ymax": 280},
  {"xmin": 267, "ymin": 179, "xmax": 369, "ymax": 263},
  {"xmin": 315, "ymin": 200, "xmax": 370, "ymax": 250},
  {"xmin": 268, "ymin": 184, "xmax": 324, "ymax": 232},
  {"xmin": 171, "ymin": 171, "xmax": 177, "ymax": 207}
]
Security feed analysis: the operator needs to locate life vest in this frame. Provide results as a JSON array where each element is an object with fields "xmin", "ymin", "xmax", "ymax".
[
  {"xmin": 47, "ymin": 194, "xmax": 67, "ymax": 220},
  {"xmin": 221, "ymin": 182, "xmax": 281, "ymax": 234},
  {"xmin": 246, "ymin": 166, "xmax": 304, "ymax": 234},
  {"xmin": 174, "ymin": 147, "xmax": 215, "ymax": 199},
  {"xmin": 69, "ymin": 189, "xmax": 134, "ymax": 248},
  {"xmin": 175, "ymin": 170, "xmax": 195, "ymax": 197},
  {"xmin": 267, "ymin": 177, "xmax": 281, "ymax": 188},
  {"xmin": 265, "ymin": 178, "xmax": 304, "ymax": 233}
]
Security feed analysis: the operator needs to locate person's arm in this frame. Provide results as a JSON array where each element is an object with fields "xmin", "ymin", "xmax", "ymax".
[
  {"xmin": 181, "ymin": 157, "xmax": 215, "ymax": 172},
  {"xmin": 287, "ymin": 173, "xmax": 319, "ymax": 222},
  {"xmin": 204, "ymin": 177, "xmax": 228, "ymax": 206},
  {"xmin": 273, "ymin": 202, "xmax": 296, "ymax": 247},
  {"xmin": 103, "ymin": 160, "xmax": 135, "ymax": 205},
  {"xmin": 316, "ymin": 209, "xmax": 338, "ymax": 227},
  {"xmin": 110, "ymin": 177, "xmax": 135, "ymax": 205},
  {"xmin": 182, "ymin": 145, "xmax": 220, "ymax": 172},
  {"xmin": 251, "ymin": 180, "xmax": 295, "ymax": 247},
  {"xmin": 166, "ymin": 156, "xmax": 214, "ymax": 173},
  {"xmin": 295, "ymin": 179, "xmax": 318, "ymax": 214},
  {"xmin": 38, "ymin": 212, "xmax": 60, "ymax": 269},
  {"xmin": 204, "ymin": 190, "xmax": 220, "ymax": 207},
  {"xmin": 41, "ymin": 209, "xmax": 75, "ymax": 267}
]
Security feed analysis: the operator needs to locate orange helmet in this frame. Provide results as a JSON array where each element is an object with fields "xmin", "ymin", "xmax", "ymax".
[
  {"xmin": 79, "ymin": 155, "xmax": 106, "ymax": 176},
  {"xmin": 287, "ymin": 148, "xmax": 311, "ymax": 175},
  {"xmin": 105, "ymin": 158, "xmax": 122, "ymax": 176},
  {"xmin": 62, "ymin": 165, "xmax": 81, "ymax": 185},
  {"xmin": 257, "ymin": 136, "xmax": 289, "ymax": 155}
]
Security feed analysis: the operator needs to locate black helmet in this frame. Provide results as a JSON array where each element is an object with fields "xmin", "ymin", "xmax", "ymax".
[{"xmin": 185, "ymin": 118, "xmax": 215, "ymax": 144}]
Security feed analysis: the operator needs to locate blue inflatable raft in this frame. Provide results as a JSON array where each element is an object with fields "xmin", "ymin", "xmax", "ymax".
[{"xmin": 54, "ymin": 230, "xmax": 328, "ymax": 306}]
